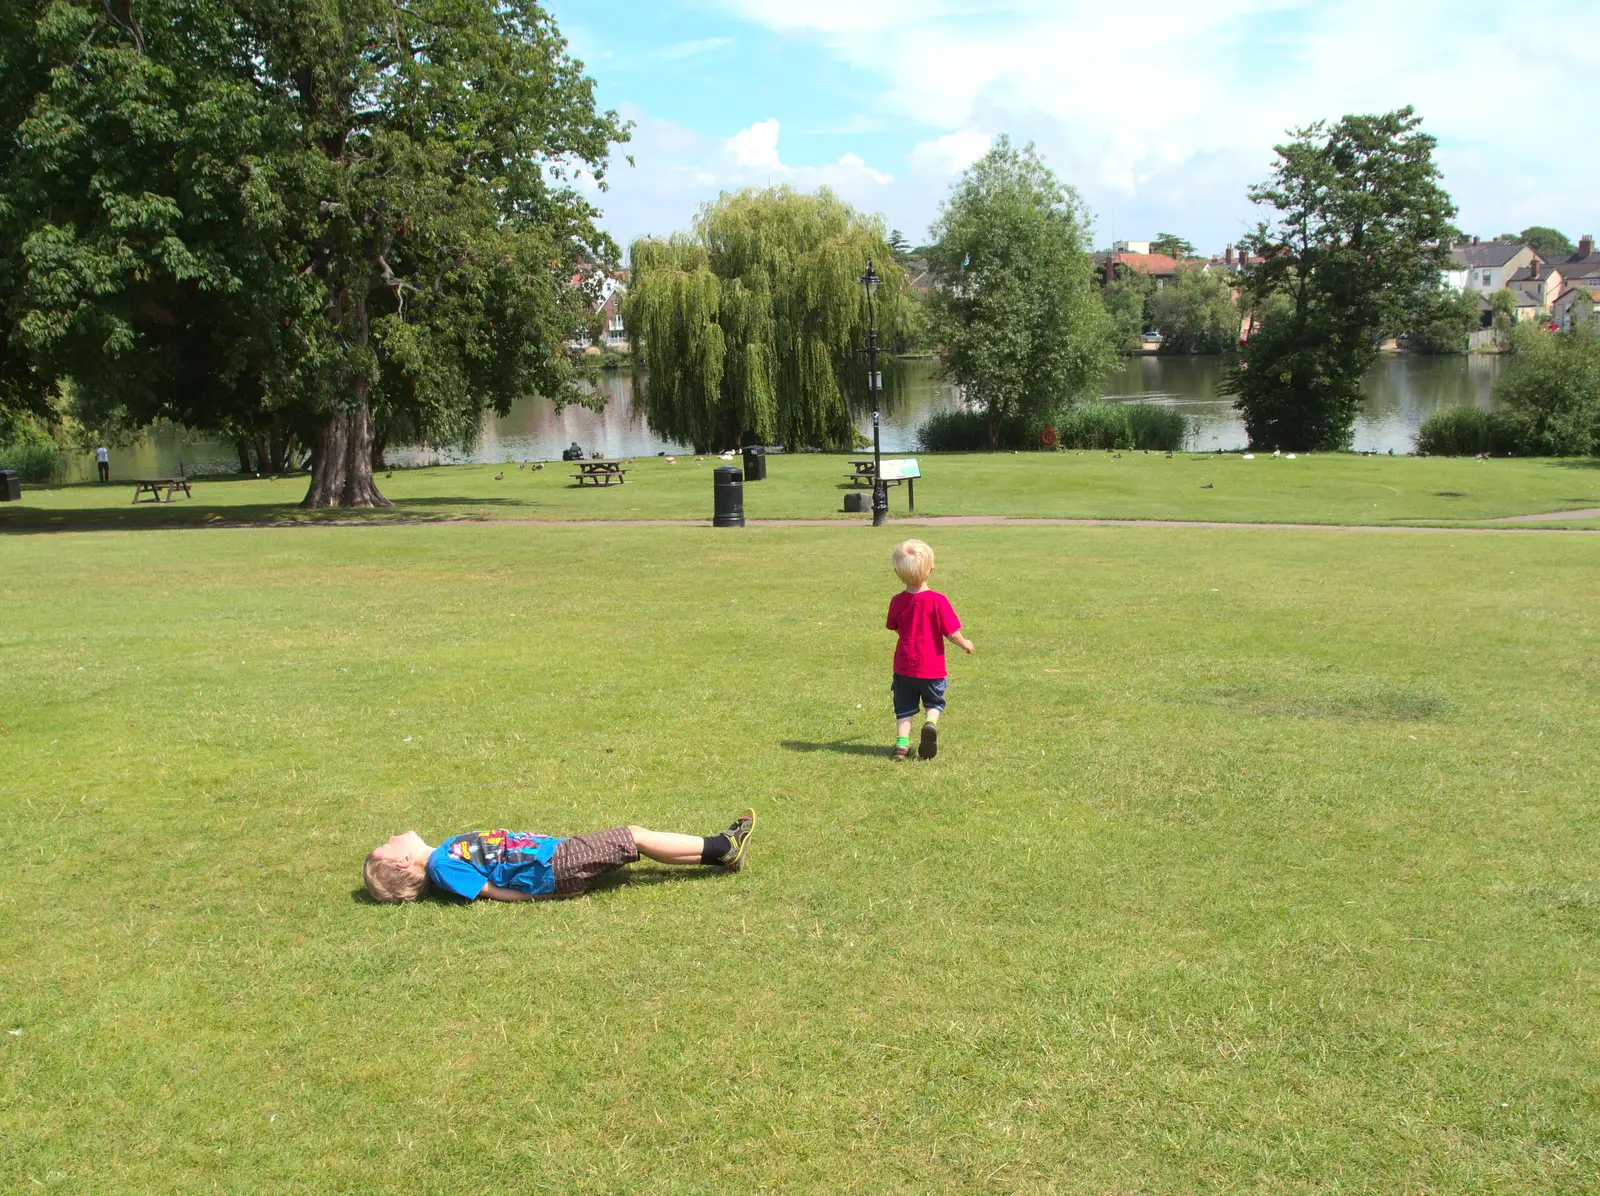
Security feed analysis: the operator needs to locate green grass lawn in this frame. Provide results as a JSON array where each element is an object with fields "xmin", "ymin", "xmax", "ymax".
[
  {"xmin": 3, "ymin": 522, "xmax": 1598, "ymax": 1192},
  {"xmin": 5, "ymin": 450, "xmax": 1600, "ymax": 531}
]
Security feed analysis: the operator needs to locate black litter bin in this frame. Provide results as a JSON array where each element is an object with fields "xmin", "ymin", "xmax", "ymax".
[
  {"xmin": 0, "ymin": 470, "xmax": 18, "ymax": 502},
  {"xmin": 741, "ymin": 444, "xmax": 767, "ymax": 481},
  {"xmin": 713, "ymin": 466, "xmax": 744, "ymax": 527}
]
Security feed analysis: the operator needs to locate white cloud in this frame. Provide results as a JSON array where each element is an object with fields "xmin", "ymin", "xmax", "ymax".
[
  {"xmin": 586, "ymin": 111, "xmax": 897, "ymax": 250},
  {"xmin": 909, "ymin": 131, "xmax": 991, "ymax": 176},
  {"xmin": 712, "ymin": 0, "xmax": 1600, "ymax": 247},
  {"xmin": 658, "ymin": 36, "xmax": 732, "ymax": 61},
  {"xmin": 727, "ymin": 118, "xmax": 785, "ymax": 171}
]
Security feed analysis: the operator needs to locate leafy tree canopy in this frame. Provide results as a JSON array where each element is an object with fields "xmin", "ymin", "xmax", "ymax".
[
  {"xmin": 625, "ymin": 187, "xmax": 908, "ymax": 452},
  {"xmin": 926, "ymin": 136, "xmax": 1113, "ymax": 448},
  {"xmin": 1223, "ymin": 107, "xmax": 1457, "ymax": 450},
  {"xmin": 1150, "ymin": 233, "xmax": 1197, "ymax": 259},
  {"xmin": 1496, "ymin": 325, "xmax": 1600, "ymax": 455},
  {"xmin": 1149, "ymin": 264, "xmax": 1239, "ymax": 354},
  {"xmin": 0, "ymin": 0, "xmax": 626, "ymax": 505},
  {"xmin": 1101, "ymin": 271, "xmax": 1155, "ymax": 354},
  {"xmin": 1518, "ymin": 226, "xmax": 1576, "ymax": 260},
  {"xmin": 1404, "ymin": 285, "xmax": 1482, "ymax": 355}
]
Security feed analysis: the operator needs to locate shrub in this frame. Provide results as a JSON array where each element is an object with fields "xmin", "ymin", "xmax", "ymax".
[
  {"xmin": 1122, "ymin": 403, "xmax": 1190, "ymax": 451},
  {"xmin": 1058, "ymin": 403, "xmax": 1190, "ymax": 451},
  {"xmin": 1492, "ymin": 325, "xmax": 1600, "ymax": 455},
  {"xmin": 916, "ymin": 402, "xmax": 1190, "ymax": 453},
  {"xmin": 915, "ymin": 409, "xmax": 1042, "ymax": 452},
  {"xmin": 1056, "ymin": 403, "xmax": 1128, "ymax": 449},
  {"xmin": 1415, "ymin": 406, "xmax": 1529, "ymax": 456},
  {"xmin": 0, "ymin": 441, "xmax": 62, "ymax": 483}
]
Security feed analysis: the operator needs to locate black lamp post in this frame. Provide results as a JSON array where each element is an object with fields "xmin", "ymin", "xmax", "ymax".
[{"xmin": 860, "ymin": 260, "xmax": 886, "ymax": 526}]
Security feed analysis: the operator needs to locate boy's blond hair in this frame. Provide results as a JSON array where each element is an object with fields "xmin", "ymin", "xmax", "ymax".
[
  {"xmin": 891, "ymin": 539, "xmax": 935, "ymax": 587},
  {"xmin": 364, "ymin": 852, "xmax": 428, "ymax": 903}
]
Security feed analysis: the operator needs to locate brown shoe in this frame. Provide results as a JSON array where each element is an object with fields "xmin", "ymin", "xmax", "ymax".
[
  {"xmin": 891, "ymin": 744, "xmax": 910, "ymax": 760},
  {"xmin": 919, "ymin": 722, "xmax": 938, "ymax": 760}
]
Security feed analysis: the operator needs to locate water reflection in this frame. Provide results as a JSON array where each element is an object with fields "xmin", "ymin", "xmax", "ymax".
[{"xmin": 64, "ymin": 355, "xmax": 1503, "ymax": 479}]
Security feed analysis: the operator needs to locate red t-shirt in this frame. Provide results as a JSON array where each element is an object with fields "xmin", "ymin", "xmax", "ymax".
[{"xmin": 886, "ymin": 589, "xmax": 961, "ymax": 679}]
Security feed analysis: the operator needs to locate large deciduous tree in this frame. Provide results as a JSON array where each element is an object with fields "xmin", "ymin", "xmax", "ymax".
[
  {"xmin": 1149, "ymin": 264, "xmax": 1240, "ymax": 354},
  {"xmin": 1223, "ymin": 108, "xmax": 1457, "ymax": 450},
  {"xmin": 926, "ymin": 137, "xmax": 1112, "ymax": 449},
  {"xmin": 0, "ymin": 0, "xmax": 625, "ymax": 505},
  {"xmin": 625, "ymin": 187, "xmax": 907, "ymax": 452}
]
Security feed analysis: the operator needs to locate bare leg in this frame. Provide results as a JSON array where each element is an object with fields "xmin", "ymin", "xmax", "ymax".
[
  {"xmin": 896, "ymin": 717, "xmax": 913, "ymax": 740},
  {"xmin": 628, "ymin": 826, "xmax": 707, "ymax": 865},
  {"xmin": 924, "ymin": 707, "xmax": 941, "ymax": 726}
]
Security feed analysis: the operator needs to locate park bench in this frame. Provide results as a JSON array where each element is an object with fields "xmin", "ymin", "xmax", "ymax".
[
  {"xmin": 570, "ymin": 460, "xmax": 628, "ymax": 487},
  {"xmin": 132, "ymin": 477, "xmax": 192, "ymax": 503}
]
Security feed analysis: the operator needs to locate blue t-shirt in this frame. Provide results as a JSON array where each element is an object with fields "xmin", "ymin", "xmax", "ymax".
[{"xmin": 426, "ymin": 830, "xmax": 566, "ymax": 900}]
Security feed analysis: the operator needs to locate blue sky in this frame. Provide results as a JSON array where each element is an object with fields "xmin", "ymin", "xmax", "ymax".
[{"xmin": 552, "ymin": 0, "xmax": 1598, "ymax": 258}]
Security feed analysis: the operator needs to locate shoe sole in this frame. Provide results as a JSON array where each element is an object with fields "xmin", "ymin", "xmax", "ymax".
[
  {"xmin": 723, "ymin": 808, "xmax": 756, "ymax": 870},
  {"xmin": 919, "ymin": 724, "xmax": 938, "ymax": 760}
]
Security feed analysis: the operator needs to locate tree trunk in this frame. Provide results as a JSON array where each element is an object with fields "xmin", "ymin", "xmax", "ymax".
[
  {"xmin": 252, "ymin": 433, "xmax": 271, "ymax": 476},
  {"xmin": 235, "ymin": 438, "xmax": 254, "ymax": 475},
  {"xmin": 302, "ymin": 389, "xmax": 390, "ymax": 508},
  {"xmin": 987, "ymin": 406, "xmax": 1002, "ymax": 451},
  {"xmin": 370, "ymin": 426, "xmax": 389, "ymax": 472}
]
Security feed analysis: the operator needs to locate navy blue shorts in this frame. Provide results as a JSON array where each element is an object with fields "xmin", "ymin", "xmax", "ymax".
[{"xmin": 892, "ymin": 673, "xmax": 948, "ymax": 721}]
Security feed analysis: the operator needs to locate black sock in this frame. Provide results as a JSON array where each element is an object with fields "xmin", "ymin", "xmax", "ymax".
[{"xmin": 700, "ymin": 834, "xmax": 731, "ymax": 865}]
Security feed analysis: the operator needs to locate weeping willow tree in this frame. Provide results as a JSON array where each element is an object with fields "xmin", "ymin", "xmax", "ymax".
[{"xmin": 625, "ymin": 187, "xmax": 909, "ymax": 451}]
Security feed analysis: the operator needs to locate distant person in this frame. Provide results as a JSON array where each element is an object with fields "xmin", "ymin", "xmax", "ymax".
[
  {"xmin": 95, "ymin": 445, "xmax": 110, "ymax": 483},
  {"xmin": 362, "ymin": 810, "xmax": 755, "ymax": 904},
  {"xmin": 885, "ymin": 539, "xmax": 974, "ymax": 761},
  {"xmin": 567, "ymin": 440, "xmax": 584, "ymax": 460}
]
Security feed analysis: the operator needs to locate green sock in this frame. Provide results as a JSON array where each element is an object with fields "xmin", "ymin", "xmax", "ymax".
[{"xmin": 895, "ymin": 735, "xmax": 910, "ymax": 748}]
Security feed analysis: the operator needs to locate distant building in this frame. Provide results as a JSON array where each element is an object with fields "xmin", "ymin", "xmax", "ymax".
[
  {"xmin": 567, "ymin": 272, "xmax": 628, "ymax": 351},
  {"xmin": 1097, "ymin": 250, "xmax": 1181, "ymax": 288},
  {"xmin": 1447, "ymin": 239, "xmax": 1541, "ymax": 294},
  {"xmin": 1112, "ymin": 240, "xmax": 1152, "ymax": 255}
]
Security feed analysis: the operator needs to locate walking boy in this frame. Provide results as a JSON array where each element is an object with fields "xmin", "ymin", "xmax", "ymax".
[
  {"xmin": 363, "ymin": 810, "xmax": 755, "ymax": 903},
  {"xmin": 885, "ymin": 539, "xmax": 974, "ymax": 760}
]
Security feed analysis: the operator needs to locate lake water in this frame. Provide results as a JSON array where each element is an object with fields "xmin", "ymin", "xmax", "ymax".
[{"xmin": 70, "ymin": 354, "xmax": 1502, "ymax": 480}]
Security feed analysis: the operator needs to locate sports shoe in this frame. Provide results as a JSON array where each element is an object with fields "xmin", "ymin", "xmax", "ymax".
[
  {"xmin": 718, "ymin": 808, "xmax": 756, "ymax": 871},
  {"xmin": 919, "ymin": 722, "xmax": 938, "ymax": 760},
  {"xmin": 891, "ymin": 744, "xmax": 910, "ymax": 760}
]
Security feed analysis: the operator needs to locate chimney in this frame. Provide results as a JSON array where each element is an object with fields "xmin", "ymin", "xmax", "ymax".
[
  {"xmin": 1531, "ymin": 260, "xmax": 1540, "ymax": 279},
  {"xmin": 1225, "ymin": 243, "xmax": 1235, "ymax": 265},
  {"xmin": 1581, "ymin": 234, "xmax": 1595, "ymax": 259}
]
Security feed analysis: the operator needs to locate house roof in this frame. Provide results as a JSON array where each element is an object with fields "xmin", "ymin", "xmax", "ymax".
[
  {"xmin": 1514, "ymin": 290, "xmax": 1543, "ymax": 307},
  {"xmin": 1107, "ymin": 252, "xmax": 1180, "ymax": 276},
  {"xmin": 1449, "ymin": 241, "xmax": 1534, "ymax": 268},
  {"xmin": 1508, "ymin": 265, "xmax": 1561, "ymax": 284},
  {"xmin": 1553, "ymin": 285, "xmax": 1599, "ymax": 308}
]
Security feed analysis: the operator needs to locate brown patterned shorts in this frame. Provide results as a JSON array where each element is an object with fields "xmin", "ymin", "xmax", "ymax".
[{"xmin": 549, "ymin": 826, "xmax": 640, "ymax": 898}]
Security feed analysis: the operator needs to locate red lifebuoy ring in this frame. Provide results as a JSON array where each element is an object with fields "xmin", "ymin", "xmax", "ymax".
[{"xmin": 1041, "ymin": 426, "xmax": 1058, "ymax": 448}]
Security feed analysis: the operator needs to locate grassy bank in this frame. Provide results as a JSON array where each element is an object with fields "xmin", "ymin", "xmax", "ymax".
[
  {"xmin": 4, "ymin": 451, "xmax": 1600, "ymax": 532},
  {"xmin": 3, "ymin": 522, "xmax": 1598, "ymax": 1190}
]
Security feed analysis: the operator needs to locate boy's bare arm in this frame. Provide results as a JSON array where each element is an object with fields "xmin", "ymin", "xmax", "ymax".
[
  {"xmin": 478, "ymin": 882, "xmax": 535, "ymax": 902},
  {"xmin": 947, "ymin": 631, "xmax": 975, "ymax": 654}
]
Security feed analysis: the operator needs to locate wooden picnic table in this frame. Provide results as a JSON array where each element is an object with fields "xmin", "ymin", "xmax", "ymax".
[
  {"xmin": 842, "ymin": 457, "xmax": 919, "ymax": 512},
  {"xmin": 570, "ymin": 459, "xmax": 629, "ymax": 487},
  {"xmin": 132, "ymin": 477, "xmax": 192, "ymax": 503}
]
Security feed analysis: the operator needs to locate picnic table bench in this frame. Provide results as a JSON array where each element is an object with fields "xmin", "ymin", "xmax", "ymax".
[
  {"xmin": 570, "ymin": 459, "xmax": 629, "ymax": 487},
  {"xmin": 132, "ymin": 477, "xmax": 192, "ymax": 503}
]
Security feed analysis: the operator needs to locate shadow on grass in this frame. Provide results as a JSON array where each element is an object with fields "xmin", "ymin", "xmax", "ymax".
[
  {"xmin": 781, "ymin": 738, "xmax": 887, "ymax": 758},
  {"xmin": 0, "ymin": 494, "xmax": 538, "ymax": 535},
  {"xmin": 348, "ymin": 863, "xmax": 724, "ymax": 906}
]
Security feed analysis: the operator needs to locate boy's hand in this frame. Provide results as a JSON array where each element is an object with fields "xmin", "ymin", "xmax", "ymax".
[{"xmin": 961, "ymin": 639, "xmax": 975, "ymax": 654}]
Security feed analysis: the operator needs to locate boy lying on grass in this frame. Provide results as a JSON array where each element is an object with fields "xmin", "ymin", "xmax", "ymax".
[{"xmin": 363, "ymin": 810, "xmax": 755, "ymax": 903}]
